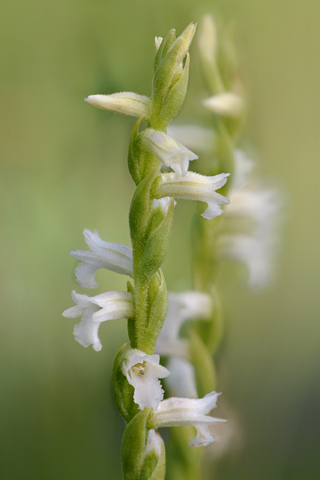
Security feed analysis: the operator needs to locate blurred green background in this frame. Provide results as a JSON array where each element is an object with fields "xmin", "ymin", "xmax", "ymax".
[{"xmin": 1, "ymin": 0, "xmax": 319, "ymax": 479}]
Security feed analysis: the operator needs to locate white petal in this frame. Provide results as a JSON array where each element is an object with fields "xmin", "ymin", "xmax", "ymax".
[
  {"xmin": 85, "ymin": 92, "xmax": 151, "ymax": 120},
  {"xmin": 156, "ymin": 171, "xmax": 230, "ymax": 219},
  {"xmin": 63, "ymin": 290, "xmax": 133, "ymax": 351},
  {"xmin": 153, "ymin": 391, "xmax": 226, "ymax": 447},
  {"xmin": 70, "ymin": 229, "xmax": 133, "ymax": 288},
  {"xmin": 142, "ymin": 129, "xmax": 198, "ymax": 175},
  {"xmin": 165, "ymin": 357, "xmax": 198, "ymax": 398}
]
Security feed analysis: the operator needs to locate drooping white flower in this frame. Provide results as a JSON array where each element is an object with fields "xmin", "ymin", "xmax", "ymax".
[
  {"xmin": 85, "ymin": 92, "xmax": 151, "ymax": 120},
  {"xmin": 142, "ymin": 128, "xmax": 198, "ymax": 176},
  {"xmin": 203, "ymin": 92, "xmax": 243, "ymax": 117},
  {"xmin": 152, "ymin": 391, "xmax": 226, "ymax": 447},
  {"xmin": 62, "ymin": 290, "xmax": 133, "ymax": 351},
  {"xmin": 69, "ymin": 229, "xmax": 133, "ymax": 288},
  {"xmin": 122, "ymin": 349, "xmax": 170, "ymax": 410},
  {"xmin": 154, "ymin": 171, "xmax": 230, "ymax": 219}
]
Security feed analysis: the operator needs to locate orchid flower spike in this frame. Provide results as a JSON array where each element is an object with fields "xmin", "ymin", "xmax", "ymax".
[
  {"xmin": 154, "ymin": 171, "xmax": 230, "ymax": 219},
  {"xmin": 69, "ymin": 229, "xmax": 133, "ymax": 288},
  {"xmin": 122, "ymin": 349, "xmax": 170, "ymax": 410},
  {"xmin": 141, "ymin": 128, "xmax": 198, "ymax": 176},
  {"xmin": 62, "ymin": 290, "xmax": 133, "ymax": 351},
  {"xmin": 152, "ymin": 391, "xmax": 226, "ymax": 447}
]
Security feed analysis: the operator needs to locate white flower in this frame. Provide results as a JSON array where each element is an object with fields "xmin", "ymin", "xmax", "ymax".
[
  {"xmin": 155, "ymin": 291, "xmax": 213, "ymax": 358},
  {"xmin": 85, "ymin": 92, "xmax": 151, "ymax": 120},
  {"xmin": 203, "ymin": 93, "xmax": 243, "ymax": 117},
  {"xmin": 69, "ymin": 229, "xmax": 133, "ymax": 288},
  {"xmin": 122, "ymin": 349, "xmax": 170, "ymax": 410},
  {"xmin": 167, "ymin": 124, "xmax": 215, "ymax": 153},
  {"xmin": 142, "ymin": 129, "xmax": 198, "ymax": 176},
  {"xmin": 152, "ymin": 391, "xmax": 226, "ymax": 447},
  {"xmin": 165, "ymin": 357, "xmax": 198, "ymax": 398},
  {"xmin": 155, "ymin": 171, "xmax": 230, "ymax": 219},
  {"xmin": 62, "ymin": 290, "xmax": 133, "ymax": 351}
]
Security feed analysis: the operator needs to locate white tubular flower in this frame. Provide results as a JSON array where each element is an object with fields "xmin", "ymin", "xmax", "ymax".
[
  {"xmin": 155, "ymin": 171, "xmax": 230, "ymax": 219},
  {"xmin": 142, "ymin": 128, "xmax": 198, "ymax": 176},
  {"xmin": 85, "ymin": 92, "xmax": 151, "ymax": 120},
  {"xmin": 62, "ymin": 291, "xmax": 133, "ymax": 352},
  {"xmin": 69, "ymin": 229, "xmax": 133, "ymax": 288},
  {"xmin": 122, "ymin": 349, "xmax": 170, "ymax": 410},
  {"xmin": 167, "ymin": 124, "xmax": 215, "ymax": 153},
  {"xmin": 203, "ymin": 92, "xmax": 243, "ymax": 117},
  {"xmin": 153, "ymin": 391, "xmax": 226, "ymax": 447}
]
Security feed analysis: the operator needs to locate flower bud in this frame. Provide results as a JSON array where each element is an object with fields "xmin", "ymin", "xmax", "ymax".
[{"xmin": 85, "ymin": 92, "xmax": 151, "ymax": 120}]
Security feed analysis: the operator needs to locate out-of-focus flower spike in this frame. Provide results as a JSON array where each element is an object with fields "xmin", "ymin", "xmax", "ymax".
[{"xmin": 85, "ymin": 92, "xmax": 151, "ymax": 120}]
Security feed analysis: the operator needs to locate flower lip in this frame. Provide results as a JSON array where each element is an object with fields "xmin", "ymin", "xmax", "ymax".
[{"xmin": 122, "ymin": 349, "xmax": 170, "ymax": 411}]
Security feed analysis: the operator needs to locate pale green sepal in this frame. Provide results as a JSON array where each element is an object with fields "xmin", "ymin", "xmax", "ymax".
[
  {"xmin": 156, "ymin": 53, "xmax": 190, "ymax": 129},
  {"xmin": 151, "ymin": 23, "xmax": 196, "ymax": 128},
  {"xmin": 140, "ymin": 270, "xmax": 168, "ymax": 353},
  {"xmin": 128, "ymin": 117, "xmax": 143, "ymax": 185},
  {"xmin": 218, "ymin": 22, "xmax": 238, "ymax": 91},
  {"xmin": 112, "ymin": 344, "xmax": 139, "ymax": 423},
  {"xmin": 121, "ymin": 407, "xmax": 154, "ymax": 480},
  {"xmin": 140, "ymin": 431, "xmax": 166, "ymax": 480},
  {"xmin": 129, "ymin": 168, "xmax": 160, "ymax": 263},
  {"xmin": 189, "ymin": 331, "xmax": 216, "ymax": 397},
  {"xmin": 154, "ymin": 29, "xmax": 176, "ymax": 74},
  {"xmin": 139, "ymin": 198, "xmax": 174, "ymax": 281}
]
